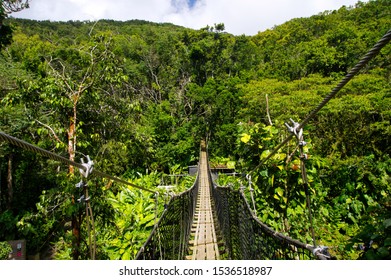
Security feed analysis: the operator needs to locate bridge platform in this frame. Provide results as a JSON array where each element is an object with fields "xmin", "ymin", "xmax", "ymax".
[{"xmin": 187, "ymin": 150, "xmax": 220, "ymax": 260}]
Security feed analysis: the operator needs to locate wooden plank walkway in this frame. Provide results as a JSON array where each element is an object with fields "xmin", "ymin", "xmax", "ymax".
[{"xmin": 187, "ymin": 150, "xmax": 220, "ymax": 260}]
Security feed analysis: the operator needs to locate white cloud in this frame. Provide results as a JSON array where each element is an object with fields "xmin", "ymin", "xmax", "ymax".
[{"xmin": 14, "ymin": 0, "xmax": 367, "ymax": 35}]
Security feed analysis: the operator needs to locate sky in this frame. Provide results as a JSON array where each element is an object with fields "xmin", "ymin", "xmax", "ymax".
[{"xmin": 14, "ymin": 0, "xmax": 368, "ymax": 35}]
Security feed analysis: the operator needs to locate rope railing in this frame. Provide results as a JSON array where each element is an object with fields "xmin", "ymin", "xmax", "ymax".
[
  {"xmin": 205, "ymin": 141, "xmax": 330, "ymax": 260},
  {"xmin": 136, "ymin": 164, "xmax": 199, "ymax": 260},
  {"xmin": 0, "ymin": 131, "xmax": 156, "ymax": 193},
  {"xmin": 209, "ymin": 175, "xmax": 331, "ymax": 260}
]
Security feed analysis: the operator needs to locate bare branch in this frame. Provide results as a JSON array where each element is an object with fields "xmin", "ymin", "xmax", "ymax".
[
  {"xmin": 35, "ymin": 119, "xmax": 64, "ymax": 145},
  {"xmin": 265, "ymin": 94, "xmax": 273, "ymax": 126},
  {"xmin": 46, "ymin": 57, "xmax": 75, "ymax": 94}
]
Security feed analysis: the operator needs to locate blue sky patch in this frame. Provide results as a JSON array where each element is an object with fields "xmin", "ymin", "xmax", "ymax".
[{"xmin": 188, "ymin": 0, "xmax": 197, "ymax": 9}]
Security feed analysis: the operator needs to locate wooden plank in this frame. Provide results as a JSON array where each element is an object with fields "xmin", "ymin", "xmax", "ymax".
[
  {"xmin": 196, "ymin": 244, "xmax": 206, "ymax": 260},
  {"xmin": 206, "ymin": 243, "xmax": 216, "ymax": 260}
]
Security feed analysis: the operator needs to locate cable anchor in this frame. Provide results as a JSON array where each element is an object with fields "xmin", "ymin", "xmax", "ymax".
[{"xmin": 285, "ymin": 118, "xmax": 304, "ymax": 142}]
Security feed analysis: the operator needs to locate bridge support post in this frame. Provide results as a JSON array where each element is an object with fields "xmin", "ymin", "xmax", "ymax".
[{"xmin": 285, "ymin": 119, "xmax": 317, "ymax": 247}]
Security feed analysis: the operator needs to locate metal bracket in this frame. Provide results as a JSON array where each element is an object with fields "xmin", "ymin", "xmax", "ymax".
[
  {"xmin": 77, "ymin": 195, "xmax": 91, "ymax": 203},
  {"xmin": 246, "ymin": 174, "xmax": 252, "ymax": 189},
  {"xmin": 312, "ymin": 246, "xmax": 331, "ymax": 259},
  {"xmin": 79, "ymin": 155, "xmax": 94, "ymax": 178},
  {"xmin": 285, "ymin": 119, "xmax": 307, "ymax": 158},
  {"xmin": 75, "ymin": 180, "xmax": 86, "ymax": 188},
  {"xmin": 285, "ymin": 118, "xmax": 304, "ymax": 143}
]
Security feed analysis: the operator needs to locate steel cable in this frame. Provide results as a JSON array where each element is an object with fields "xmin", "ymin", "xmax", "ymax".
[{"xmin": 0, "ymin": 131, "xmax": 156, "ymax": 193}]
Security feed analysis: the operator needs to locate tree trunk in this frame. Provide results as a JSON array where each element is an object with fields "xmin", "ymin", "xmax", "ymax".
[
  {"xmin": 71, "ymin": 199, "xmax": 81, "ymax": 260},
  {"xmin": 68, "ymin": 104, "xmax": 77, "ymax": 174}
]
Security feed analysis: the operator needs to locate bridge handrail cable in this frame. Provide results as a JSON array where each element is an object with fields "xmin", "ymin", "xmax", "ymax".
[{"xmin": 0, "ymin": 131, "xmax": 156, "ymax": 193}]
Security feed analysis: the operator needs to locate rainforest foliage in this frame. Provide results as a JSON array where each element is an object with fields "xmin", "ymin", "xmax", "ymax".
[{"xmin": 0, "ymin": 0, "xmax": 390, "ymax": 259}]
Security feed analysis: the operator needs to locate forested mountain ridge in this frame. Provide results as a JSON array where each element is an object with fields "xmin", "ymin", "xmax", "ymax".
[{"xmin": 0, "ymin": 0, "xmax": 390, "ymax": 259}]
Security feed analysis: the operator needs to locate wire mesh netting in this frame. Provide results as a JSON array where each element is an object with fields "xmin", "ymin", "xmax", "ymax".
[
  {"xmin": 135, "ymin": 168, "xmax": 199, "ymax": 260},
  {"xmin": 210, "ymin": 182, "xmax": 329, "ymax": 260}
]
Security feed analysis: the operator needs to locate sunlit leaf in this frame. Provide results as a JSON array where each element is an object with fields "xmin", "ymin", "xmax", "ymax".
[
  {"xmin": 261, "ymin": 150, "xmax": 271, "ymax": 159},
  {"xmin": 275, "ymin": 187, "xmax": 284, "ymax": 197},
  {"xmin": 240, "ymin": 133, "xmax": 251, "ymax": 143}
]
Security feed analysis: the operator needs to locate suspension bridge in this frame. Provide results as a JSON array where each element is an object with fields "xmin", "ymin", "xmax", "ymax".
[
  {"xmin": 136, "ymin": 141, "xmax": 330, "ymax": 260},
  {"xmin": 1, "ymin": 29, "xmax": 390, "ymax": 260}
]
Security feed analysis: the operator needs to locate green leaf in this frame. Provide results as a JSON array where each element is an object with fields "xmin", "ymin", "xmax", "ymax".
[
  {"xmin": 383, "ymin": 218, "xmax": 391, "ymax": 229},
  {"xmin": 275, "ymin": 187, "xmax": 284, "ymax": 197},
  {"xmin": 261, "ymin": 150, "xmax": 271, "ymax": 159},
  {"xmin": 268, "ymin": 174, "xmax": 274, "ymax": 187},
  {"xmin": 364, "ymin": 249, "xmax": 376, "ymax": 260},
  {"xmin": 383, "ymin": 237, "xmax": 391, "ymax": 247},
  {"xmin": 121, "ymin": 250, "xmax": 131, "ymax": 260},
  {"xmin": 240, "ymin": 133, "xmax": 251, "ymax": 143},
  {"xmin": 139, "ymin": 214, "xmax": 155, "ymax": 226},
  {"xmin": 260, "ymin": 170, "xmax": 268, "ymax": 177},
  {"xmin": 320, "ymin": 207, "xmax": 329, "ymax": 217},
  {"xmin": 377, "ymin": 247, "xmax": 390, "ymax": 258},
  {"xmin": 273, "ymin": 153, "xmax": 286, "ymax": 161},
  {"xmin": 226, "ymin": 161, "xmax": 236, "ymax": 169}
]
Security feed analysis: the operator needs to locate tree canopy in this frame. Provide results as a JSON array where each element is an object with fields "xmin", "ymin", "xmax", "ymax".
[{"xmin": 0, "ymin": 0, "xmax": 390, "ymax": 260}]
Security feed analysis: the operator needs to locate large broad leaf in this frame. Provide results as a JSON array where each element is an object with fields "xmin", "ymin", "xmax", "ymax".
[
  {"xmin": 377, "ymin": 247, "xmax": 390, "ymax": 259},
  {"xmin": 139, "ymin": 213, "xmax": 156, "ymax": 227},
  {"xmin": 272, "ymin": 153, "xmax": 286, "ymax": 161},
  {"xmin": 275, "ymin": 187, "xmax": 284, "ymax": 197},
  {"xmin": 383, "ymin": 237, "xmax": 391, "ymax": 247},
  {"xmin": 364, "ymin": 249, "xmax": 376, "ymax": 260}
]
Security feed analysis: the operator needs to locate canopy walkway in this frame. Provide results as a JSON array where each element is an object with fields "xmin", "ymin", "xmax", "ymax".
[
  {"xmin": 187, "ymin": 144, "xmax": 221, "ymax": 260},
  {"xmin": 136, "ymin": 141, "xmax": 329, "ymax": 260}
]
